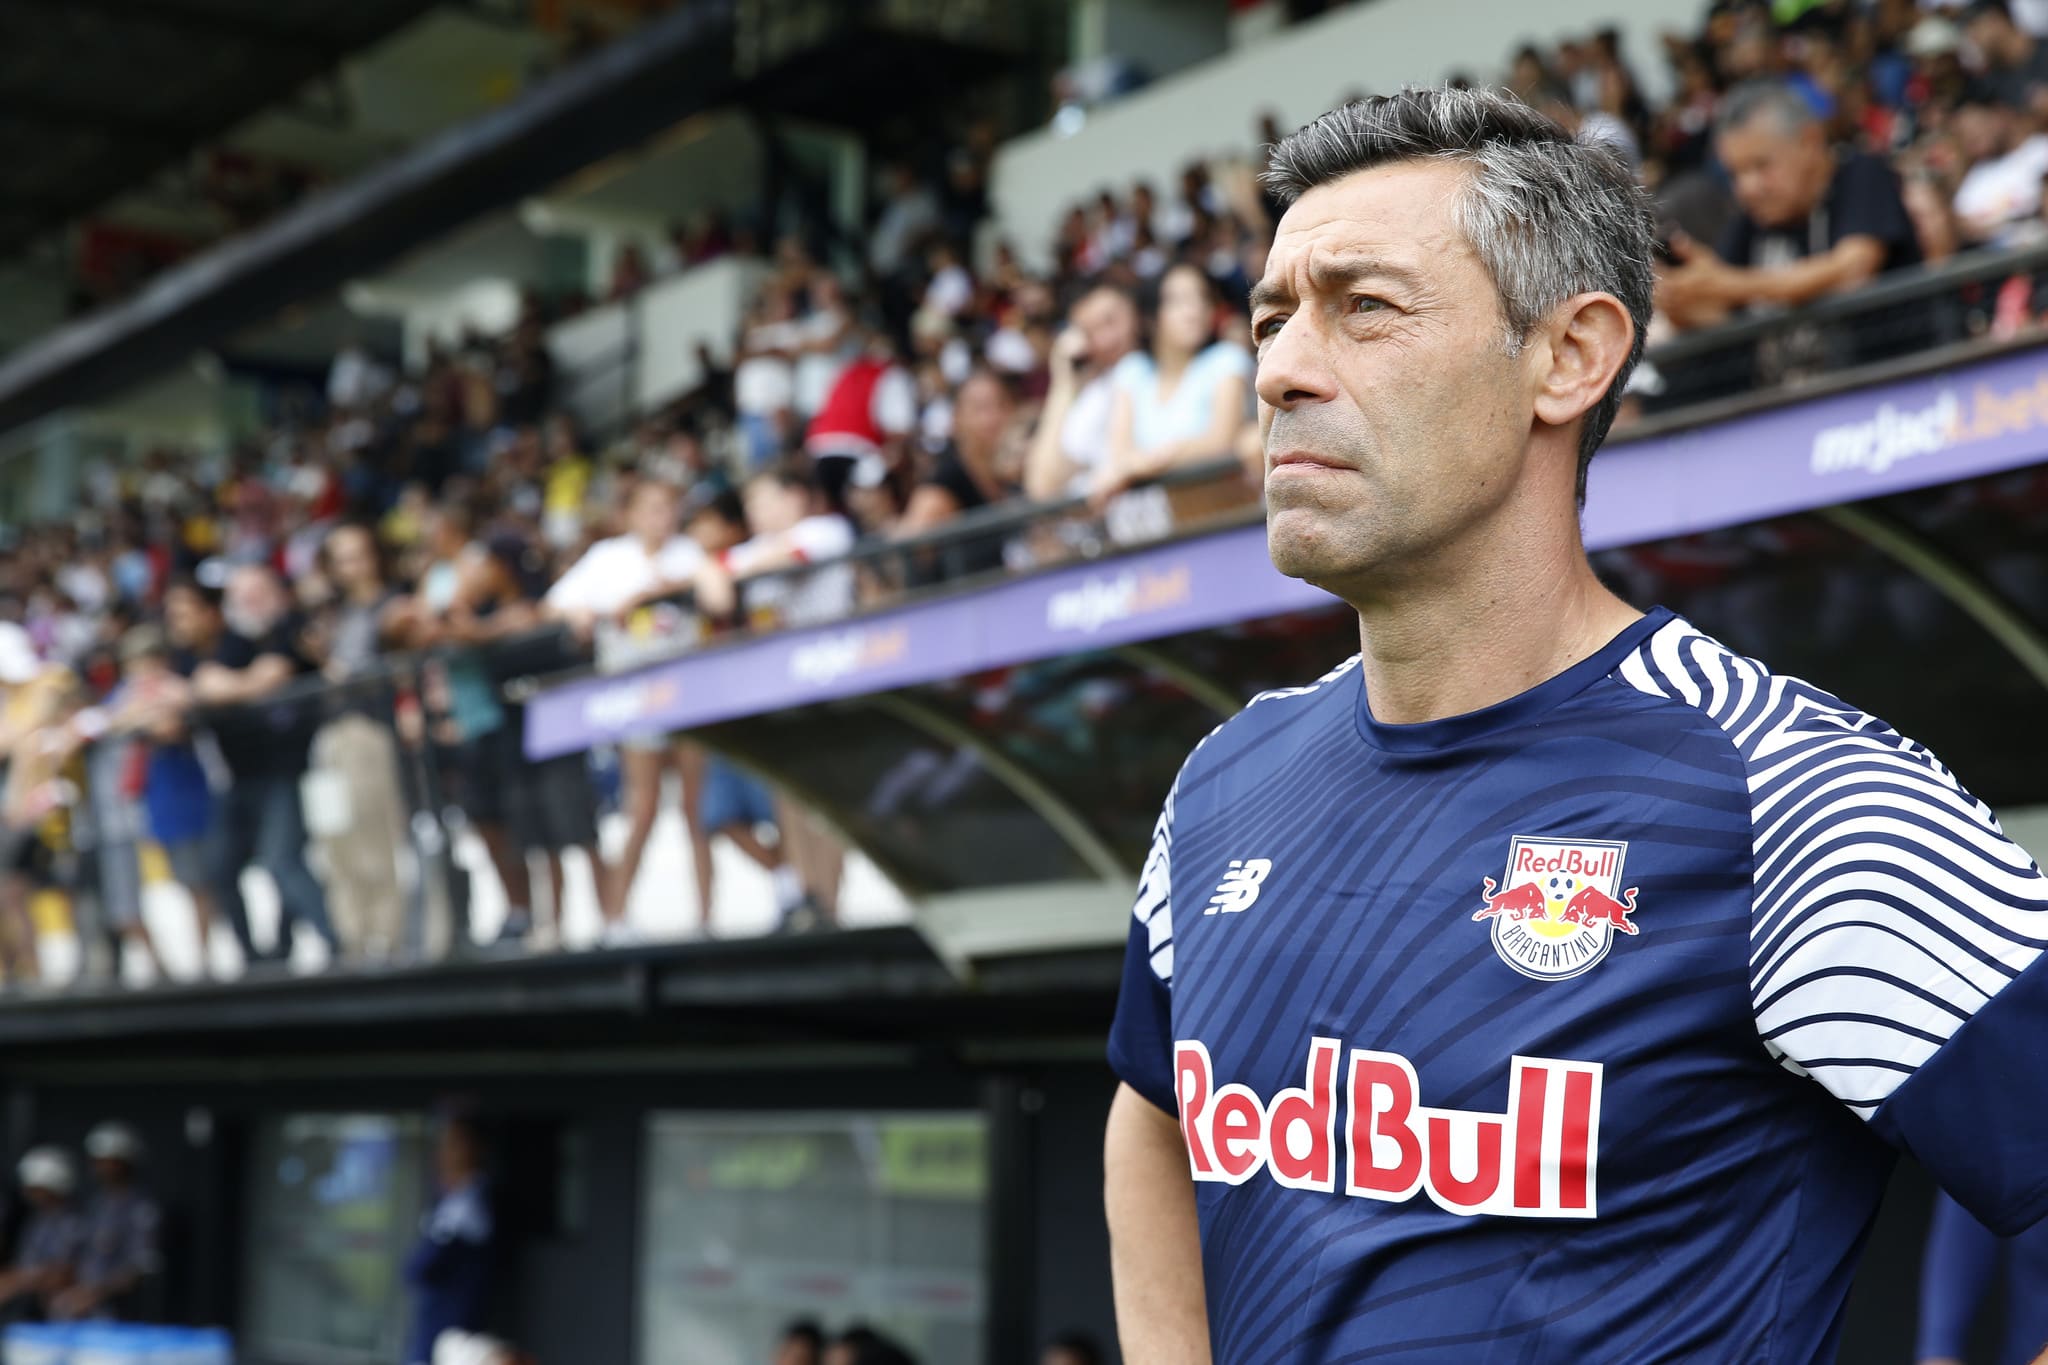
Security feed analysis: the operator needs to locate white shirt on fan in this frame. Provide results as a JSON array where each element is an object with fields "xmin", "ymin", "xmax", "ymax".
[
  {"xmin": 546, "ymin": 533, "xmax": 707, "ymax": 668},
  {"xmin": 727, "ymin": 514, "xmax": 858, "ymax": 628}
]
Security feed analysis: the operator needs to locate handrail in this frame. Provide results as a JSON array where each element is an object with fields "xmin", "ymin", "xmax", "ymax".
[{"xmin": 1643, "ymin": 239, "xmax": 2048, "ymax": 365}]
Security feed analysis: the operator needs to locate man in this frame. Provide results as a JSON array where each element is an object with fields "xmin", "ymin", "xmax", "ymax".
[
  {"xmin": 774, "ymin": 1319, "xmax": 824, "ymax": 1365},
  {"xmin": 1023, "ymin": 283, "xmax": 1142, "ymax": 502},
  {"xmin": 1915, "ymin": 1188, "xmax": 2048, "ymax": 1365},
  {"xmin": 1950, "ymin": 95, "xmax": 2048, "ymax": 246},
  {"xmin": 1657, "ymin": 80, "xmax": 1920, "ymax": 331},
  {"xmin": 403, "ymin": 1111, "xmax": 495, "ymax": 1365},
  {"xmin": 165, "ymin": 572, "xmax": 340, "ymax": 966},
  {"xmin": 0, "ymin": 1147, "xmax": 82, "ymax": 1320},
  {"xmin": 53, "ymin": 1123, "xmax": 159, "ymax": 1321},
  {"xmin": 1105, "ymin": 88, "xmax": 2048, "ymax": 1364}
]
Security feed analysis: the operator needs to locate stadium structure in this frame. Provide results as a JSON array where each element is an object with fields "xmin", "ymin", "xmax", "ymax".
[{"xmin": 0, "ymin": 2, "xmax": 2038, "ymax": 1363}]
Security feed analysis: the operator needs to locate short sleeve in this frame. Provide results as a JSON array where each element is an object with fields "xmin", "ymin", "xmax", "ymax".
[
  {"xmin": 871, "ymin": 367, "xmax": 918, "ymax": 437},
  {"xmin": 1828, "ymin": 155, "xmax": 1917, "ymax": 267},
  {"xmin": 1108, "ymin": 779, "xmax": 1178, "ymax": 1116},
  {"xmin": 1745, "ymin": 715, "xmax": 2048, "ymax": 1233},
  {"xmin": 544, "ymin": 544, "xmax": 603, "ymax": 611},
  {"xmin": 1200, "ymin": 341, "xmax": 1253, "ymax": 382},
  {"xmin": 1108, "ymin": 351, "xmax": 1151, "ymax": 402}
]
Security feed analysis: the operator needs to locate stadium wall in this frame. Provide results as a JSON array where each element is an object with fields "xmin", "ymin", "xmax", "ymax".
[{"xmin": 992, "ymin": 0, "xmax": 1700, "ymax": 266}]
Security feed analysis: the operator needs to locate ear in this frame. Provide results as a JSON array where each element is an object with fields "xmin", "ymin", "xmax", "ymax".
[{"xmin": 1530, "ymin": 292, "xmax": 1634, "ymax": 439}]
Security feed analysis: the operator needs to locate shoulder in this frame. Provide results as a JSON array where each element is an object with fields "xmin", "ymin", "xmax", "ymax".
[
  {"xmin": 792, "ymin": 515, "xmax": 855, "ymax": 557},
  {"xmin": 1833, "ymin": 151, "xmax": 1905, "ymax": 197},
  {"xmin": 1175, "ymin": 653, "xmax": 1362, "ymax": 798},
  {"xmin": 1109, "ymin": 351, "xmax": 1151, "ymax": 391},
  {"xmin": 1194, "ymin": 341, "xmax": 1254, "ymax": 379}
]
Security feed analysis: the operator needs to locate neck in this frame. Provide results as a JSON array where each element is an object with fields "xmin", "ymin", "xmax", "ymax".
[
  {"xmin": 1345, "ymin": 479, "xmax": 1640, "ymax": 727},
  {"xmin": 345, "ymin": 580, "xmax": 382, "ymax": 605},
  {"xmin": 1155, "ymin": 346, "xmax": 1193, "ymax": 379}
]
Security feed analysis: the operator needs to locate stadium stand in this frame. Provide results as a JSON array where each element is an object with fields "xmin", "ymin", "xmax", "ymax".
[{"xmin": 2, "ymin": 3, "xmax": 2048, "ymax": 1359}]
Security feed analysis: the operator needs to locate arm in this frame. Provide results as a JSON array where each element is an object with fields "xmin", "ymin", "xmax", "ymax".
[
  {"xmin": 191, "ymin": 655, "xmax": 294, "ymax": 706},
  {"xmin": 896, "ymin": 483, "xmax": 964, "ymax": 538},
  {"xmin": 447, "ymin": 556, "xmax": 538, "ymax": 643},
  {"xmin": 1657, "ymin": 232, "xmax": 1885, "ymax": 324},
  {"xmin": 1023, "ymin": 331, "xmax": 1089, "ymax": 501},
  {"xmin": 1129, "ymin": 371, "xmax": 1248, "ymax": 478},
  {"xmin": 1915, "ymin": 1190, "xmax": 1998, "ymax": 1365},
  {"xmin": 1106, "ymin": 1083, "xmax": 1212, "ymax": 1365}
]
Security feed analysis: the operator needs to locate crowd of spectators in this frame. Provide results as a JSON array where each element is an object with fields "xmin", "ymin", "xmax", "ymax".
[{"xmin": 5, "ymin": 0, "xmax": 2048, "ymax": 989}]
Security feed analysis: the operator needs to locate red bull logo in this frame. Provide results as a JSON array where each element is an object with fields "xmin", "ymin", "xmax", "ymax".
[
  {"xmin": 1478, "ymin": 837, "xmax": 1638, "ymax": 980},
  {"xmin": 1174, "ymin": 1039, "xmax": 1601, "ymax": 1218}
]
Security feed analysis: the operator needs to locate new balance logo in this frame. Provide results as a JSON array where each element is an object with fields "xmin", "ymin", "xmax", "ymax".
[{"xmin": 1204, "ymin": 859, "xmax": 1272, "ymax": 915}]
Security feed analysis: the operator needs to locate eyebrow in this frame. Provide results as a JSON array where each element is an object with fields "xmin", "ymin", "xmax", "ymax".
[{"xmin": 1248, "ymin": 255, "xmax": 1431, "ymax": 315}]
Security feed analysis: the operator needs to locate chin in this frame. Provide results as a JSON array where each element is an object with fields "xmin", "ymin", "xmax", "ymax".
[{"xmin": 1267, "ymin": 513, "xmax": 1359, "ymax": 584}]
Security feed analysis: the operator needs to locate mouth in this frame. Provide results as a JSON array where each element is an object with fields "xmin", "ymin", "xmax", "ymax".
[{"xmin": 1268, "ymin": 449, "xmax": 1353, "ymax": 474}]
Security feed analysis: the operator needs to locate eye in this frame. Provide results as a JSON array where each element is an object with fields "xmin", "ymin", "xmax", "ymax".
[
  {"xmin": 1350, "ymin": 294, "xmax": 1390, "ymax": 315},
  {"xmin": 1253, "ymin": 314, "xmax": 1287, "ymax": 343}
]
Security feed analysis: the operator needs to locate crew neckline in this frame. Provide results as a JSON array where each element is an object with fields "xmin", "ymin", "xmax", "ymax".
[{"xmin": 1352, "ymin": 606, "xmax": 1674, "ymax": 754}]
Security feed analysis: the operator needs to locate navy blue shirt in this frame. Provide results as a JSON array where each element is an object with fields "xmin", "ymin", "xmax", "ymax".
[
  {"xmin": 403, "ymin": 1178, "xmax": 494, "ymax": 1365},
  {"xmin": 1110, "ymin": 608, "xmax": 2048, "ymax": 1363}
]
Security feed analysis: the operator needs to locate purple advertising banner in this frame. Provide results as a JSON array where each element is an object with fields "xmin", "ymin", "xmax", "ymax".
[{"xmin": 526, "ymin": 345, "xmax": 2048, "ymax": 758}]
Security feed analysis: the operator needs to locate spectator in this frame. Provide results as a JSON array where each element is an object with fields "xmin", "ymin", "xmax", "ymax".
[
  {"xmin": 897, "ymin": 368, "xmax": 1020, "ymax": 574},
  {"xmin": 1965, "ymin": 0, "xmax": 2048, "ymax": 108},
  {"xmin": 109, "ymin": 629, "xmax": 219, "ymax": 978},
  {"xmin": 403, "ymin": 1110, "xmax": 495, "ymax": 1365},
  {"xmin": 303, "ymin": 524, "xmax": 411, "ymax": 962},
  {"xmin": 1950, "ymin": 94, "xmax": 2048, "ymax": 244},
  {"xmin": 406, "ymin": 502, "xmax": 546, "ymax": 947},
  {"xmin": 0, "ymin": 1147, "xmax": 82, "ymax": 1321},
  {"xmin": 804, "ymin": 327, "xmax": 919, "ymax": 515},
  {"xmin": 775, "ymin": 1319, "xmax": 824, "ymax": 1365},
  {"xmin": 735, "ymin": 288, "xmax": 803, "ymax": 469},
  {"xmin": 544, "ymin": 478, "xmax": 705, "ymax": 936},
  {"xmin": 51, "ymin": 1123, "xmax": 159, "ymax": 1322},
  {"xmin": 165, "ymin": 572, "xmax": 340, "ymax": 967},
  {"xmin": 1024, "ymin": 281, "xmax": 1142, "ymax": 500},
  {"xmin": 1092, "ymin": 262, "xmax": 1253, "ymax": 509},
  {"xmin": 0, "ymin": 631, "xmax": 72, "ymax": 985},
  {"xmin": 1658, "ymin": 80, "xmax": 1921, "ymax": 330},
  {"xmin": 1040, "ymin": 1333, "xmax": 1104, "ymax": 1365},
  {"xmin": 693, "ymin": 467, "xmax": 851, "ymax": 931}
]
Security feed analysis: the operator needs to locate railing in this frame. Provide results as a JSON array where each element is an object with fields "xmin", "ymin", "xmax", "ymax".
[{"xmin": 1632, "ymin": 239, "xmax": 2048, "ymax": 423}]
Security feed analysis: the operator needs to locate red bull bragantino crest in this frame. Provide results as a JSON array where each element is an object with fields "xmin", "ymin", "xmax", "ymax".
[{"xmin": 1473, "ymin": 836, "xmax": 1639, "ymax": 980}]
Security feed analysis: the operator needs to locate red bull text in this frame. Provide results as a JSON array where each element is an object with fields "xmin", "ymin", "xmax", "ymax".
[{"xmin": 1174, "ymin": 1039, "xmax": 1602, "ymax": 1218}]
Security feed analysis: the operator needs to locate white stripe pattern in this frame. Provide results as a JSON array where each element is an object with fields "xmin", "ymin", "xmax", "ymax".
[
  {"xmin": 1615, "ymin": 618, "xmax": 2048, "ymax": 1117},
  {"xmin": 1137, "ymin": 654, "xmax": 1363, "ymax": 986}
]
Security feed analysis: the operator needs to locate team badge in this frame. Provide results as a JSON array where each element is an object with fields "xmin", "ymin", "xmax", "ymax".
[{"xmin": 1473, "ymin": 836, "xmax": 1638, "ymax": 980}]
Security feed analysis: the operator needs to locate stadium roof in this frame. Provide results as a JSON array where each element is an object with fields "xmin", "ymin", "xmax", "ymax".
[{"xmin": 0, "ymin": 0, "xmax": 443, "ymax": 260}]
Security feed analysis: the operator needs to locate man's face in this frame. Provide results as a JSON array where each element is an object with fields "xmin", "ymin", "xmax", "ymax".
[
  {"xmin": 1953, "ymin": 104, "xmax": 2010, "ymax": 164},
  {"xmin": 1251, "ymin": 160, "xmax": 1537, "ymax": 596},
  {"xmin": 1717, "ymin": 118, "xmax": 1828, "ymax": 229},
  {"xmin": 226, "ymin": 567, "xmax": 287, "ymax": 637},
  {"xmin": 1073, "ymin": 289, "xmax": 1139, "ymax": 369},
  {"xmin": 163, "ymin": 587, "xmax": 216, "ymax": 648}
]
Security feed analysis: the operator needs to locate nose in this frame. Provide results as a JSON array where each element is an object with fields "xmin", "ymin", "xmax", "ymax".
[{"xmin": 1254, "ymin": 315, "xmax": 1337, "ymax": 411}]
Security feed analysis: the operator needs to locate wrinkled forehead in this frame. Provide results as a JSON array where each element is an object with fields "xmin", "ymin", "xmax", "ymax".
[{"xmin": 1261, "ymin": 160, "xmax": 1487, "ymax": 295}]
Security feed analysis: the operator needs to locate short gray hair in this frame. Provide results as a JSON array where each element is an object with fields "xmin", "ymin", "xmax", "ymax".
[
  {"xmin": 1714, "ymin": 80, "xmax": 1817, "ymax": 139},
  {"xmin": 1263, "ymin": 86, "xmax": 1654, "ymax": 502}
]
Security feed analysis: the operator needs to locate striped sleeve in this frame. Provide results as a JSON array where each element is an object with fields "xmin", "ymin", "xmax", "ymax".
[
  {"xmin": 1618, "ymin": 618, "xmax": 2048, "ymax": 1231},
  {"xmin": 1107, "ymin": 778, "xmax": 1178, "ymax": 1115}
]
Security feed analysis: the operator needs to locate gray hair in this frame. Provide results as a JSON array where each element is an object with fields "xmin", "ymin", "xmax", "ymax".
[
  {"xmin": 1714, "ymin": 80, "xmax": 1818, "ymax": 139},
  {"xmin": 1262, "ymin": 86, "xmax": 1654, "ymax": 502}
]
